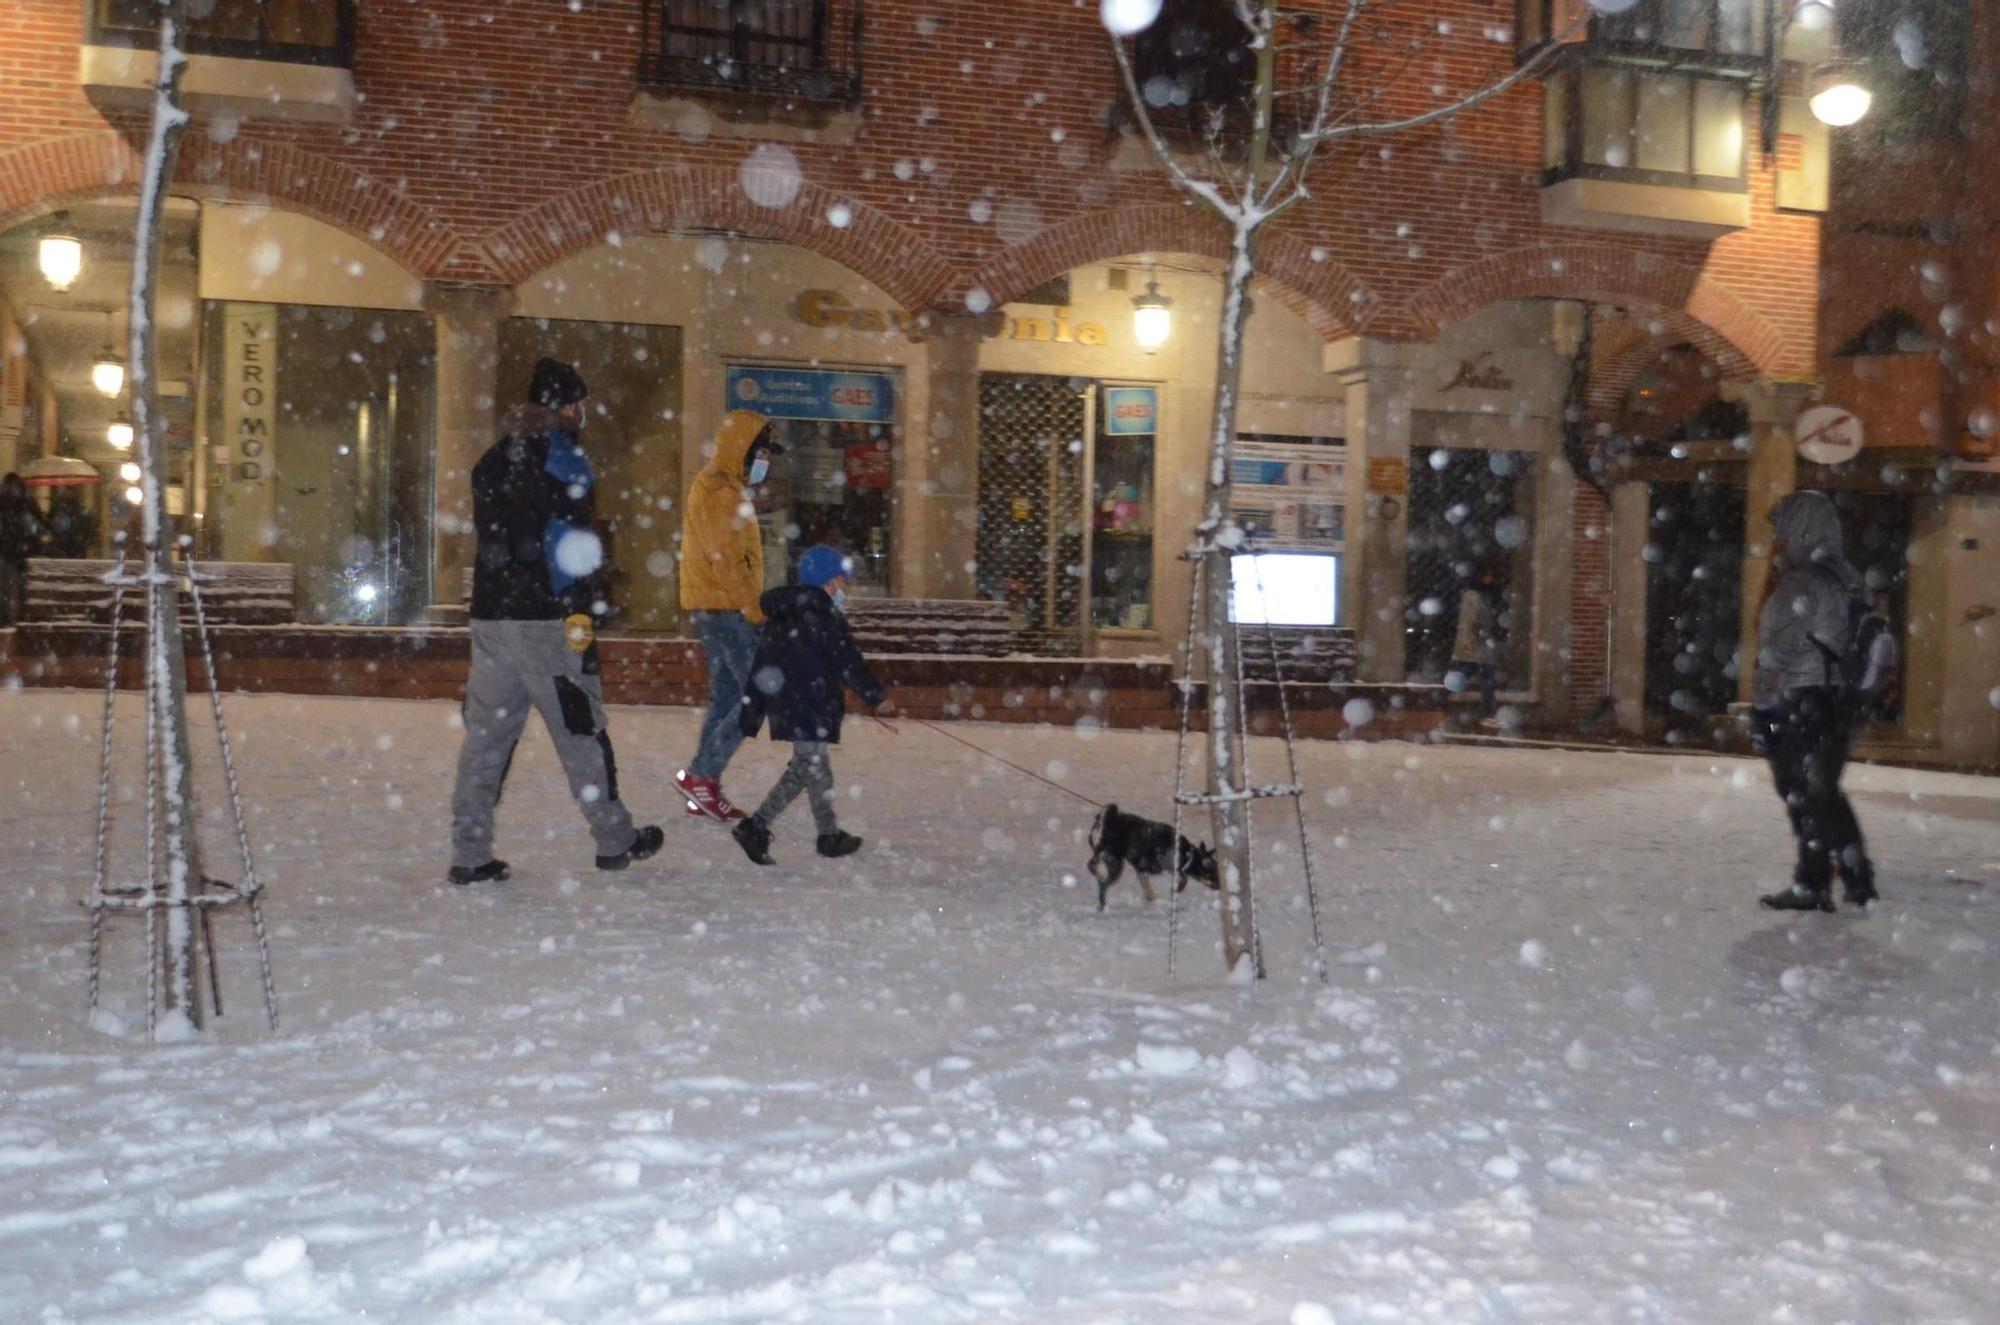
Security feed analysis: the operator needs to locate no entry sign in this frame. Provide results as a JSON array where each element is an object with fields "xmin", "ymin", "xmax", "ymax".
[{"xmin": 1794, "ymin": 404, "xmax": 1865, "ymax": 465}]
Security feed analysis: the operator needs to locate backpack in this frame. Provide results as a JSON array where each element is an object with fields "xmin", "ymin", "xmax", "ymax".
[{"xmin": 1809, "ymin": 571, "xmax": 1899, "ymax": 705}]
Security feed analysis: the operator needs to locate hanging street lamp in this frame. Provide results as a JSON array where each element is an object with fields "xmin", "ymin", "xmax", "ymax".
[
  {"xmin": 1808, "ymin": 66, "xmax": 1872, "ymax": 127},
  {"xmin": 1132, "ymin": 278, "xmax": 1173, "ymax": 353},
  {"xmin": 38, "ymin": 233, "xmax": 83, "ymax": 292}
]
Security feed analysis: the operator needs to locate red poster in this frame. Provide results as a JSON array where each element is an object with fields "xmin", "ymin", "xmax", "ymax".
[{"xmin": 844, "ymin": 440, "xmax": 892, "ymax": 490}]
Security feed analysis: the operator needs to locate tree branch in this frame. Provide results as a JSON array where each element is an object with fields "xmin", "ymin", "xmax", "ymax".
[
  {"xmin": 1230, "ymin": 0, "xmax": 1266, "ymax": 43},
  {"xmin": 1311, "ymin": 16, "xmax": 1581, "ymax": 145}
]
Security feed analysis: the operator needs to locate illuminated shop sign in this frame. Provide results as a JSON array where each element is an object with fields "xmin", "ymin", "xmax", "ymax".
[
  {"xmin": 727, "ymin": 365, "xmax": 897, "ymax": 424},
  {"xmin": 1103, "ymin": 386, "xmax": 1157, "ymax": 435}
]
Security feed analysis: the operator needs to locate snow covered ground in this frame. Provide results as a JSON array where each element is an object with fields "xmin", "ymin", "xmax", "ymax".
[{"xmin": 3, "ymin": 688, "xmax": 1998, "ymax": 1324}]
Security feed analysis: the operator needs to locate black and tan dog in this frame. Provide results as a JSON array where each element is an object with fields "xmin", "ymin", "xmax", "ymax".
[{"xmin": 1087, "ymin": 804, "xmax": 1220, "ymax": 910}]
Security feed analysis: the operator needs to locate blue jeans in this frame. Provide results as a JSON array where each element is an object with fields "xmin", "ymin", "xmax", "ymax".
[{"xmin": 688, "ymin": 610, "xmax": 760, "ymax": 779}]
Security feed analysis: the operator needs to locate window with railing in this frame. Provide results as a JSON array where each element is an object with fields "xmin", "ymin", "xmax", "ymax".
[
  {"xmin": 1120, "ymin": 0, "xmax": 1303, "ymax": 150},
  {"xmin": 1520, "ymin": 0, "xmax": 1766, "ymax": 68},
  {"xmin": 1591, "ymin": 0, "xmax": 1767, "ymax": 66},
  {"xmin": 92, "ymin": 0, "xmax": 354, "ymax": 66},
  {"xmin": 637, "ymin": 0, "xmax": 864, "ymax": 106},
  {"xmin": 1543, "ymin": 62, "xmax": 1747, "ymax": 189}
]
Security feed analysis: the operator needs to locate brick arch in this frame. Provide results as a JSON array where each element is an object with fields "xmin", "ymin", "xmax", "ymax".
[
  {"xmin": 968, "ymin": 203, "xmax": 1374, "ymax": 340},
  {"xmin": 0, "ymin": 131, "xmax": 463, "ymax": 280},
  {"xmin": 1400, "ymin": 243, "xmax": 1784, "ymax": 381},
  {"xmin": 1588, "ymin": 326, "xmax": 1698, "ymax": 422},
  {"xmin": 481, "ymin": 165, "xmax": 958, "ymax": 312}
]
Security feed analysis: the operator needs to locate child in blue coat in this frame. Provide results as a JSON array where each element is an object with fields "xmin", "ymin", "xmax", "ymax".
[{"xmin": 731, "ymin": 545, "xmax": 890, "ymax": 865}]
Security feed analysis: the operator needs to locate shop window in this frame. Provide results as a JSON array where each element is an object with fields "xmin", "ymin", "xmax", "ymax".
[
  {"xmin": 1230, "ymin": 553, "xmax": 1338, "ymax": 628},
  {"xmin": 1643, "ymin": 479, "xmax": 1744, "ymax": 737},
  {"xmin": 1827, "ymin": 489, "xmax": 1911, "ymax": 725},
  {"xmin": 203, "ymin": 303, "xmax": 435, "ymax": 624},
  {"xmin": 727, "ymin": 365, "xmax": 897, "ymax": 598},
  {"xmin": 1226, "ymin": 434, "xmax": 1344, "ymax": 630},
  {"xmin": 93, "ymin": 0, "xmax": 353, "ymax": 65},
  {"xmin": 1546, "ymin": 63, "xmax": 1745, "ymax": 188},
  {"xmin": 1404, "ymin": 448, "xmax": 1538, "ymax": 688},
  {"xmin": 1089, "ymin": 385, "xmax": 1159, "ymax": 632},
  {"xmin": 1230, "ymin": 431, "xmax": 1344, "ymax": 540},
  {"xmin": 976, "ymin": 373, "xmax": 1087, "ymax": 654},
  {"xmin": 500, "ymin": 318, "xmax": 684, "ymax": 633}
]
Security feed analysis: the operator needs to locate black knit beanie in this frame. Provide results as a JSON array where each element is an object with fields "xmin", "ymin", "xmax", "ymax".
[{"xmin": 529, "ymin": 357, "xmax": 588, "ymax": 408}]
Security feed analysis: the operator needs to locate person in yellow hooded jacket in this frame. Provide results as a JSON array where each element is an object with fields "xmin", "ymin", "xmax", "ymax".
[{"xmin": 675, "ymin": 408, "xmax": 781, "ymax": 820}]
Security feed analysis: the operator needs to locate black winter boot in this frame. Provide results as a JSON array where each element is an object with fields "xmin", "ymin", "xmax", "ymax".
[
  {"xmin": 816, "ymin": 830, "xmax": 863, "ymax": 858},
  {"xmin": 1760, "ymin": 883, "xmax": 1835, "ymax": 913},
  {"xmin": 1842, "ymin": 876, "xmax": 1880, "ymax": 908},
  {"xmin": 448, "ymin": 859, "xmax": 510, "ymax": 886},
  {"xmin": 597, "ymin": 825, "xmax": 665, "ymax": 871},
  {"xmin": 732, "ymin": 817, "xmax": 775, "ymax": 866}
]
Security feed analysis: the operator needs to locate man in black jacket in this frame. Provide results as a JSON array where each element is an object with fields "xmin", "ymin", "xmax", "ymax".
[{"xmin": 446, "ymin": 358, "xmax": 662, "ymax": 884}]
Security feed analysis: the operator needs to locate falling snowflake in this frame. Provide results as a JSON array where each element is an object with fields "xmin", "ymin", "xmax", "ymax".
[
  {"xmin": 739, "ymin": 144, "xmax": 804, "ymax": 209},
  {"xmin": 1100, "ymin": 0, "xmax": 1163, "ymax": 37}
]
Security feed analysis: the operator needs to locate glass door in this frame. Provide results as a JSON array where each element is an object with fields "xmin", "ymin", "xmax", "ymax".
[{"xmin": 1087, "ymin": 384, "xmax": 1159, "ymax": 634}]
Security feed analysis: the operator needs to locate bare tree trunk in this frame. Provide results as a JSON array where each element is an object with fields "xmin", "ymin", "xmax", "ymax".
[
  {"xmin": 1203, "ymin": 223, "xmax": 1261, "ymax": 979},
  {"xmin": 131, "ymin": 0, "xmax": 202, "ymax": 1035},
  {"xmin": 1109, "ymin": 0, "xmax": 1573, "ymax": 978}
]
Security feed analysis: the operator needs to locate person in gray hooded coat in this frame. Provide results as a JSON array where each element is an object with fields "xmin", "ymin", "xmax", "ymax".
[{"xmin": 1751, "ymin": 490, "xmax": 1876, "ymax": 912}]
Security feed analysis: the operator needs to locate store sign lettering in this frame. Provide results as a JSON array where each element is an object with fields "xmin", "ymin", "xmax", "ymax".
[
  {"xmin": 797, "ymin": 288, "xmax": 924, "ymax": 338},
  {"xmin": 728, "ymin": 365, "xmax": 897, "ymax": 424},
  {"xmin": 1439, "ymin": 351, "xmax": 1515, "ymax": 394},
  {"xmin": 222, "ymin": 302, "xmax": 277, "ymax": 484},
  {"xmin": 1103, "ymin": 386, "xmax": 1158, "ymax": 435},
  {"xmin": 794, "ymin": 288, "xmax": 1109, "ymax": 347}
]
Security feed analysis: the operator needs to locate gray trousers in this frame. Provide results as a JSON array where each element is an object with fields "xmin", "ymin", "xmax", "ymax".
[
  {"xmin": 752, "ymin": 740, "xmax": 838, "ymax": 835},
  {"xmin": 451, "ymin": 618, "xmax": 637, "ymax": 868}
]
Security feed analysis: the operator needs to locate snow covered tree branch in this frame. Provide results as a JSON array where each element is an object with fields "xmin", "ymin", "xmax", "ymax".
[{"xmin": 1105, "ymin": 0, "xmax": 1577, "ymax": 977}]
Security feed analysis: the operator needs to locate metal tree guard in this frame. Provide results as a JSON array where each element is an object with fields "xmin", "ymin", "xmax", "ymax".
[
  {"xmin": 83, "ymin": 537, "xmax": 278, "ymax": 1039},
  {"xmin": 1165, "ymin": 544, "xmax": 1330, "ymax": 984}
]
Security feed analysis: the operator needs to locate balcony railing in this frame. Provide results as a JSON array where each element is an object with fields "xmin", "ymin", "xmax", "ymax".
[
  {"xmin": 1113, "ymin": 0, "xmax": 1306, "ymax": 157},
  {"xmin": 91, "ymin": 0, "xmax": 355, "ymax": 68},
  {"xmin": 637, "ymin": 0, "xmax": 863, "ymax": 107},
  {"xmin": 1519, "ymin": 0, "xmax": 1766, "ymax": 76}
]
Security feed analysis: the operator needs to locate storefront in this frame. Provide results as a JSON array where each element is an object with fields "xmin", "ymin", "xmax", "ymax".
[
  {"xmin": 0, "ymin": 197, "xmax": 439, "ymax": 623},
  {"xmin": 724, "ymin": 363, "xmax": 899, "ymax": 597},
  {"xmin": 971, "ymin": 261, "xmax": 1349, "ymax": 657},
  {"xmin": 1345, "ymin": 300, "xmax": 1577, "ymax": 704},
  {"xmin": 514, "ymin": 238, "xmax": 1352, "ymax": 658},
  {"xmin": 511, "ymin": 233, "xmax": 930, "ymax": 627}
]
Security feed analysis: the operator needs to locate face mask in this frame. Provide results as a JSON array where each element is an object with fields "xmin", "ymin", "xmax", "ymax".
[
  {"xmin": 830, "ymin": 589, "xmax": 846, "ymax": 610},
  {"xmin": 747, "ymin": 456, "xmax": 770, "ymax": 485}
]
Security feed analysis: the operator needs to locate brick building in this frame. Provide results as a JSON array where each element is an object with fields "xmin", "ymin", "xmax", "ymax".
[{"xmin": 1, "ymin": 0, "xmax": 1983, "ymax": 759}]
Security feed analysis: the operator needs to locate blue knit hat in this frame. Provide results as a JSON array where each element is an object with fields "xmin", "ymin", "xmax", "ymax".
[{"xmin": 797, "ymin": 544, "xmax": 851, "ymax": 588}]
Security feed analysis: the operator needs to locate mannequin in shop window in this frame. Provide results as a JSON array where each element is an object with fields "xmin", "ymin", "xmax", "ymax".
[{"xmin": 1448, "ymin": 565, "xmax": 1504, "ymax": 720}]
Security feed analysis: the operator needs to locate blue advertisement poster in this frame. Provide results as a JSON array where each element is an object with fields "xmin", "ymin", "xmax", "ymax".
[
  {"xmin": 726, "ymin": 366, "xmax": 896, "ymax": 424},
  {"xmin": 1103, "ymin": 386, "xmax": 1158, "ymax": 435}
]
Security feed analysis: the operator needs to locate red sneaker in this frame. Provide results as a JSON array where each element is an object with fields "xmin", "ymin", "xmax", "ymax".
[{"xmin": 675, "ymin": 770, "xmax": 748, "ymax": 822}]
